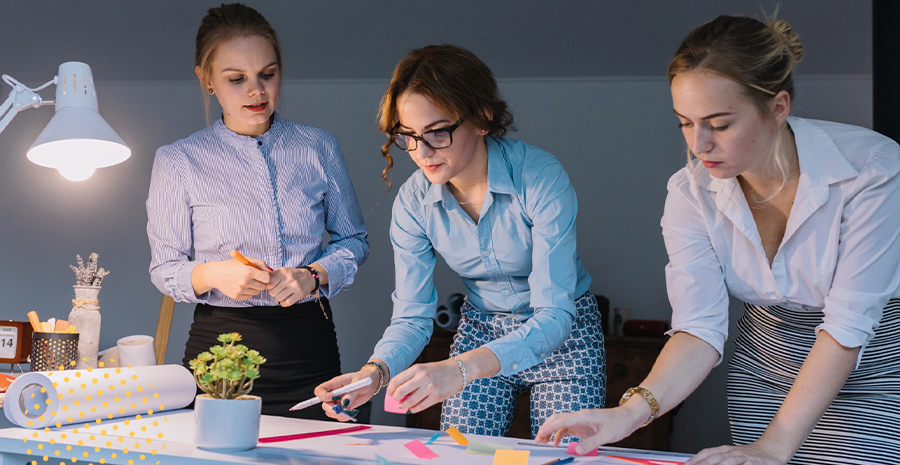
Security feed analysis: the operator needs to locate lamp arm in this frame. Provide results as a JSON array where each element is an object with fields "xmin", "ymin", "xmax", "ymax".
[{"xmin": 0, "ymin": 74, "xmax": 56, "ymax": 134}]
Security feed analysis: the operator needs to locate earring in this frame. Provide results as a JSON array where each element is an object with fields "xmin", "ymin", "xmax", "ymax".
[
  {"xmin": 208, "ymin": 88, "xmax": 214, "ymax": 94},
  {"xmin": 481, "ymin": 129, "xmax": 488, "ymax": 135}
]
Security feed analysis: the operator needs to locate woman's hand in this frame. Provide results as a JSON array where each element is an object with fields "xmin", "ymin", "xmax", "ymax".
[
  {"xmin": 314, "ymin": 368, "xmax": 380, "ymax": 421},
  {"xmin": 386, "ymin": 359, "xmax": 465, "ymax": 413},
  {"xmin": 686, "ymin": 442, "xmax": 786, "ymax": 465},
  {"xmin": 535, "ymin": 404, "xmax": 648, "ymax": 454},
  {"xmin": 268, "ymin": 267, "xmax": 317, "ymax": 307},
  {"xmin": 192, "ymin": 257, "xmax": 271, "ymax": 300}
]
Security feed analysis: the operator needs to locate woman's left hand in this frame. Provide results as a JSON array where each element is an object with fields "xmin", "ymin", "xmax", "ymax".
[
  {"xmin": 386, "ymin": 359, "xmax": 465, "ymax": 413},
  {"xmin": 267, "ymin": 267, "xmax": 316, "ymax": 307},
  {"xmin": 686, "ymin": 442, "xmax": 786, "ymax": 465}
]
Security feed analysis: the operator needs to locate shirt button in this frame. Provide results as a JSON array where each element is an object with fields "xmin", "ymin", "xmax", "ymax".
[
  {"xmin": 257, "ymin": 140, "xmax": 262, "ymax": 146},
  {"xmin": 512, "ymin": 364, "xmax": 519, "ymax": 370},
  {"xmin": 483, "ymin": 251, "xmax": 490, "ymax": 256},
  {"xmin": 503, "ymin": 290, "xmax": 511, "ymax": 296},
  {"xmin": 540, "ymin": 353, "xmax": 545, "ymax": 358}
]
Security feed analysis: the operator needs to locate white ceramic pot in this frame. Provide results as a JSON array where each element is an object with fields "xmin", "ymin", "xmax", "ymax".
[{"xmin": 194, "ymin": 394, "xmax": 262, "ymax": 451}]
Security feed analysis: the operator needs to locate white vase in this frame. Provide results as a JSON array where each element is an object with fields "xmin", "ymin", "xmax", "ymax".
[
  {"xmin": 68, "ymin": 285, "xmax": 101, "ymax": 369},
  {"xmin": 194, "ymin": 394, "xmax": 262, "ymax": 451}
]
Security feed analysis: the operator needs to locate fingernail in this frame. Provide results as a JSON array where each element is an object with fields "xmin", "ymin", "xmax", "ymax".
[
  {"xmin": 331, "ymin": 396, "xmax": 341, "ymax": 401},
  {"xmin": 348, "ymin": 409, "xmax": 359, "ymax": 415},
  {"xmin": 341, "ymin": 398, "xmax": 350, "ymax": 407}
]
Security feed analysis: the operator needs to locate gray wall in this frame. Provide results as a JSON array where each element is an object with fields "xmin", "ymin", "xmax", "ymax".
[{"xmin": 0, "ymin": 0, "xmax": 873, "ymax": 452}]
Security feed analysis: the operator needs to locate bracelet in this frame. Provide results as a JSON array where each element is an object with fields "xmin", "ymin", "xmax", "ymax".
[
  {"xmin": 362, "ymin": 361, "xmax": 387, "ymax": 395},
  {"xmin": 619, "ymin": 386, "xmax": 660, "ymax": 428},
  {"xmin": 300, "ymin": 265, "xmax": 327, "ymax": 319},
  {"xmin": 299, "ymin": 265, "xmax": 320, "ymax": 293},
  {"xmin": 451, "ymin": 356, "xmax": 468, "ymax": 392}
]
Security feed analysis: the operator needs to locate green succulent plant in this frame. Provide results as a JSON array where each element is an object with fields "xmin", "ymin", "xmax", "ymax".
[{"xmin": 188, "ymin": 333, "xmax": 266, "ymax": 399}]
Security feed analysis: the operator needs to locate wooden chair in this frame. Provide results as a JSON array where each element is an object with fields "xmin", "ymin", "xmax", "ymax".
[{"xmin": 154, "ymin": 295, "xmax": 176, "ymax": 365}]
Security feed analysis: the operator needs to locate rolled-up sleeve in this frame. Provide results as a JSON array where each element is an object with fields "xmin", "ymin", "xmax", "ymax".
[
  {"xmin": 146, "ymin": 147, "xmax": 208, "ymax": 304},
  {"xmin": 817, "ymin": 142, "xmax": 900, "ymax": 363},
  {"xmin": 315, "ymin": 135, "xmax": 369, "ymax": 298},
  {"xmin": 661, "ymin": 172, "xmax": 730, "ymax": 363},
  {"xmin": 371, "ymin": 189, "xmax": 436, "ymax": 379},
  {"xmin": 485, "ymin": 162, "xmax": 578, "ymax": 376}
]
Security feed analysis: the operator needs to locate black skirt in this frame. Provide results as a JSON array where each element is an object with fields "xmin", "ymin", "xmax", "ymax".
[{"xmin": 182, "ymin": 298, "xmax": 341, "ymax": 420}]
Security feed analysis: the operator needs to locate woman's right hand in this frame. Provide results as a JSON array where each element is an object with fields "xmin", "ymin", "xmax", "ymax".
[
  {"xmin": 534, "ymin": 403, "xmax": 649, "ymax": 454},
  {"xmin": 191, "ymin": 257, "xmax": 271, "ymax": 300},
  {"xmin": 314, "ymin": 367, "xmax": 380, "ymax": 421}
]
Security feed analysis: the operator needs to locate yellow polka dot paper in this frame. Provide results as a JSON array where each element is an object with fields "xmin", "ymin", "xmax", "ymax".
[{"xmin": 3, "ymin": 365, "xmax": 194, "ymax": 428}]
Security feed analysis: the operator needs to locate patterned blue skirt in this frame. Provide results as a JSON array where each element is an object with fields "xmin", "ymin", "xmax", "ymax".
[{"xmin": 440, "ymin": 291, "xmax": 606, "ymax": 438}]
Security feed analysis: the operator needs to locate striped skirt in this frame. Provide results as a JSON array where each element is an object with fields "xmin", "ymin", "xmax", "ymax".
[{"xmin": 728, "ymin": 299, "xmax": 900, "ymax": 465}]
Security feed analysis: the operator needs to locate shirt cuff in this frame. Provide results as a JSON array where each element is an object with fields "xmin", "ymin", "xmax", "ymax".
[
  {"xmin": 816, "ymin": 294, "xmax": 882, "ymax": 368},
  {"xmin": 314, "ymin": 253, "xmax": 355, "ymax": 299},
  {"xmin": 484, "ymin": 338, "xmax": 542, "ymax": 376},
  {"xmin": 171, "ymin": 261, "xmax": 209, "ymax": 304},
  {"xmin": 664, "ymin": 327, "xmax": 725, "ymax": 366}
]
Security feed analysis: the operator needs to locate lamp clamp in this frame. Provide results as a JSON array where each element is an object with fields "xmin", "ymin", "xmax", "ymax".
[{"xmin": 1, "ymin": 74, "xmax": 56, "ymax": 133}]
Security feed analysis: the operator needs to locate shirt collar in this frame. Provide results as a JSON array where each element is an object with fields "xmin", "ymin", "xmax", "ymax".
[
  {"xmin": 695, "ymin": 116, "xmax": 859, "ymax": 198},
  {"xmin": 212, "ymin": 112, "xmax": 285, "ymax": 150},
  {"xmin": 422, "ymin": 136, "xmax": 516, "ymax": 205}
]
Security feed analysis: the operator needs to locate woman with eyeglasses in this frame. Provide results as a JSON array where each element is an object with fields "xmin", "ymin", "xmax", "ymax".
[
  {"xmin": 314, "ymin": 45, "xmax": 605, "ymax": 437},
  {"xmin": 536, "ymin": 15, "xmax": 900, "ymax": 465}
]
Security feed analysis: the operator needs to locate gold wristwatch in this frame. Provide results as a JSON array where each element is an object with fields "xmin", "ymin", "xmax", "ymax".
[{"xmin": 619, "ymin": 386, "xmax": 660, "ymax": 427}]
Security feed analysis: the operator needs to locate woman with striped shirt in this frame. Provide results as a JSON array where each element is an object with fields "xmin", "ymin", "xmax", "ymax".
[
  {"xmin": 146, "ymin": 3, "xmax": 368, "ymax": 419},
  {"xmin": 537, "ymin": 16, "xmax": 900, "ymax": 464}
]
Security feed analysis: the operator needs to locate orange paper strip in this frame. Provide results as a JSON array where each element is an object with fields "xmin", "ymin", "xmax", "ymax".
[
  {"xmin": 493, "ymin": 450, "xmax": 530, "ymax": 465},
  {"xmin": 446, "ymin": 426, "xmax": 469, "ymax": 445}
]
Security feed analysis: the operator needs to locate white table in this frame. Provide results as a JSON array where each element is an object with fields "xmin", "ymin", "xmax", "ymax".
[{"xmin": 0, "ymin": 410, "xmax": 692, "ymax": 464}]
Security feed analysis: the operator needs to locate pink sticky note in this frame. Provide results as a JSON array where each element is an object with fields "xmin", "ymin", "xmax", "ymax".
[
  {"xmin": 405, "ymin": 439, "xmax": 440, "ymax": 459},
  {"xmin": 384, "ymin": 394, "xmax": 408, "ymax": 414},
  {"xmin": 567, "ymin": 442, "xmax": 598, "ymax": 456}
]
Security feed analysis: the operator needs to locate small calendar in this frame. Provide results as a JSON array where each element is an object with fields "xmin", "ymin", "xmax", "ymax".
[{"xmin": 0, "ymin": 322, "xmax": 32, "ymax": 364}]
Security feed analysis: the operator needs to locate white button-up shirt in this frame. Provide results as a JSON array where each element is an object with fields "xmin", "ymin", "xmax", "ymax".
[{"xmin": 662, "ymin": 117, "xmax": 900, "ymax": 364}]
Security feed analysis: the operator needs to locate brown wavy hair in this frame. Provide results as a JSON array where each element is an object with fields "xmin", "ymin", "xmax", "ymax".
[
  {"xmin": 668, "ymin": 15, "xmax": 804, "ymax": 200},
  {"xmin": 377, "ymin": 45, "xmax": 515, "ymax": 186},
  {"xmin": 195, "ymin": 3, "xmax": 283, "ymax": 124}
]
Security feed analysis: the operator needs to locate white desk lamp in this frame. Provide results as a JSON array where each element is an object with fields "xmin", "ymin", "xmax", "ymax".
[{"xmin": 0, "ymin": 61, "xmax": 130, "ymax": 181}]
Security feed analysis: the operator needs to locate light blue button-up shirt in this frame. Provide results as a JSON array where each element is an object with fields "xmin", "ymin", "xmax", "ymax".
[
  {"xmin": 147, "ymin": 114, "xmax": 369, "ymax": 306},
  {"xmin": 372, "ymin": 137, "xmax": 592, "ymax": 377}
]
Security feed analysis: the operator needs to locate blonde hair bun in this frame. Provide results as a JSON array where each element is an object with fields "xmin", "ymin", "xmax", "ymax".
[{"xmin": 768, "ymin": 19, "xmax": 805, "ymax": 64}]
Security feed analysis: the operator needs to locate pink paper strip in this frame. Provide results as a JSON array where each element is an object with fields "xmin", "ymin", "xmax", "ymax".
[
  {"xmin": 384, "ymin": 394, "xmax": 409, "ymax": 414},
  {"xmin": 567, "ymin": 441, "xmax": 598, "ymax": 456},
  {"xmin": 405, "ymin": 439, "xmax": 440, "ymax": 459},
  {"xmin": 259, "ymin": 425, "xmax": 372, "ymax": 443}
]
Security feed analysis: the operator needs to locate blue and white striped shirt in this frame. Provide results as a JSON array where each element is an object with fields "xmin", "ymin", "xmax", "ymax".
[{"xmin": 147, "ymin": 113, "xmax": 369, "ymax": 306}]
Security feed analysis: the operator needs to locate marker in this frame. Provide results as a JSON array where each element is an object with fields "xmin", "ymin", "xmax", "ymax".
[
  {"xmin": 332, "ymin": 405, "xmax": 358, "ymax": 422},
  {"xmin": 230, "ymin": 250, "xmax": 273, "ymax": 271},
  {"xmin": 539, "ymin": 458, "xmax": 575, "ymax": 465},
  {"xmin": 288, "ymin": 377, "xmax": 373, "ymax": 411}
]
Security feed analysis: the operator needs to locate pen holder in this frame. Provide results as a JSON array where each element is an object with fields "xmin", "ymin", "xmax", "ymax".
[{"xmin": 31, "ymin": 332, "xmax": 79, "ymax": 372}]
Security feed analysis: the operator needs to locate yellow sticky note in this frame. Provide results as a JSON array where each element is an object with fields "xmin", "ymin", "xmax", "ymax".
[
  {"xmin": 446, "ymin": 426, "xmax": 469, "ymax": 446},
  {"xmin": 493, "ymin": 450, "xmax": 530, "ymax": 465}
]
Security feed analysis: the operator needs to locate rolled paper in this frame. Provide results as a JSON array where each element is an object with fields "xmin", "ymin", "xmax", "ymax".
[
  {"xmin": 66, "ymin": 325, "xmax": 78, "ymax": 334},
  {"xmin": 40, "ymin": 322, "xmax": 52, "ymax": 332},
  {"xmin": 3, "ymin": 364, "xmax": 195, "ymax": 428},
  {"xmin": 54, "ymin": 320, "xmax": 69, "ymax": 333}
]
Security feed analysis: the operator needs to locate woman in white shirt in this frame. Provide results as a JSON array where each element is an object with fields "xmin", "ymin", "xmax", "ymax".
[{"xmin": 536, "ymin": 15, "xmax": 900, "ymax": 465}]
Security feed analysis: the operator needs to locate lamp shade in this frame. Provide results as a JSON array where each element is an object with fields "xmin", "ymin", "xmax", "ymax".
[{"xmin": 26, "ymin": 62, "xmax": 130, "ymax": 181}]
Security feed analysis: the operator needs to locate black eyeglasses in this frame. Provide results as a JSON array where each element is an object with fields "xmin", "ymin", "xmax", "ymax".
[{"xmin": 389, "ymin": 119, "xmax": 465, "ymax": 152}]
